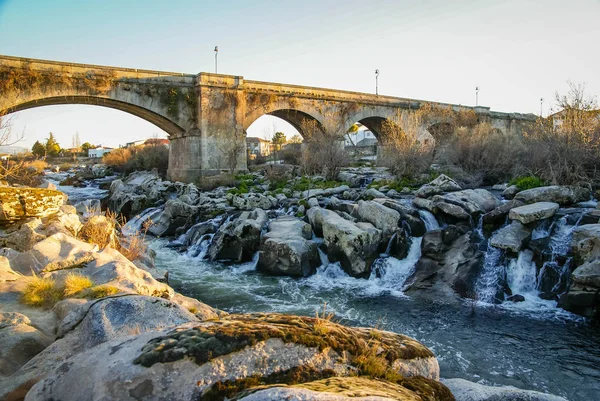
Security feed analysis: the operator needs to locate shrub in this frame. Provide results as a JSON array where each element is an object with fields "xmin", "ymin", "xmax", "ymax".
[
  {"xmin": 509, "ymin": 176, "xmax": 545, "ymax": 191},
  {"xmin": 117, "ymin": 234, "xmax": 148, "ymax": 262},
  {"xmin": 103, "ymin": 147, "xmax": 132, "ymax": 172},
  {"xmin": 20, "ymin": 277, "xmax": 63, "ymax": 308},
  {"xmin": 63, "ymin": 273, "xmax": 94, "ymax": 297},
  {"xmin": 103, "ymin": 144, "xmax": 169, "ymax": 176}
]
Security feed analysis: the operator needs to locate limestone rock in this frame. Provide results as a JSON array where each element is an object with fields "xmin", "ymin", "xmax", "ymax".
[
  {"xmin": 24, "ymin": 313, "xmax": 439, "ymax": 401},
  {"xmin": 0, "ymin": 255, "xmax": 20, "ymax": 282},
  {"xmin": 74, "ymin": 199, "xmax": 101, "ymax": 217},
  {"xmin": 571, "ymin": 261, "xmax": 600, "ymax": 288},
  {"xmin": 415, "ymin": 174, "xmax": 461, "ymax": 198},
  {"xmin": 508, "ymin": 202, "xmax": 559, "ymax": 224},
  {"xmin": 412, "ymin": 197, "xmax": 438, "ymax": 214},
  {"xmin": 0, "ymin": 187, "xmax": 66, "ymax": 222},
  {"xmin": 147, "ymin": 199, "xmax": 199, "ymax": 237},
  {"xmin": 482, "ymin": 200, "xmax": 524, "ymax": 226},
  {"xmin": 257, "ymin": 216, "xmax": 319, "ymax": 277},
  {"xmin": 374, "ymin": 199, "xmax": 426, "ymax": 237},
  {"xmin": 207, "ymin": 209, "xmax": 267, "ymax": 262},
  {"xmin": 442, "ymin": 378, "xmax": 568, "ymax": 401},
  {"xmin": 571, "ymin": 224, "xmax": 600, "ymax": 263},
  {"xmin": 301, "ymin": 185, "xmax": 350, "ymax": 199},
  {"xmin": 433, "ymin": 189, "xmax": 499, "ymax": 220},
  {"xmin": 10, "ymin": 233, "xmax": 98, "ymax": 275},
  {"xmin": 502, "ymin": 185, "xmax": 519, "ymax": 200},
  {"xmin": 363, "ymin": 187, "xmax": 388, "ymax": 199},
  {"xmin": 490, "ymin": 221, "xmax": 532, "ymax": 253},
  {"xmin": 0, "ymin": 218, "xmax": 46, "ymax": 251},
  {"xmin": 514, "ymin": 185, "xmax": 590, "ymax": 206},
  {"xmin": 356, "ymin": 200, "xmax": 400, "ymax": 237},
  {"xmin": 231, "ymin": 193, "xmax": 275, "ymax": 210}
]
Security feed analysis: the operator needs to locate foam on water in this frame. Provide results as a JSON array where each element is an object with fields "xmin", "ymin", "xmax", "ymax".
[{"xmin": 418, "ymin": 210, "xmax": 440, "ymax": 231}]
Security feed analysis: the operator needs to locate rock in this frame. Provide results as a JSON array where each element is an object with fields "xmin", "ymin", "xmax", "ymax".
[
  {"xmin": 490, "ymin": 221, "xmax": 532, "ymax": 253},
  {"xmin": 356, "ymin": 200, "xmax": 400, "ymax": 237},
  {"xmin": 362, "ymin": 187, "xmax": 387, "ymax": 199},
  {"xmin": 507, "ymin": 294, "xmax": 525, "ymax": 302},
  {"xmin": 502, "ymin": 185, "xmax": 519, "ymax": 199},
  {"xmin": 0, "ymin": 312, "xmax": 52, "ymax": 376},
  {"xmin": 482, "ymin": 200, "xmax": 525, "ymax": 226},
  {"xmin": 571, "ymin": 224, "xmax": 600, "ymax": 263},
  {"xmin": 257, "ymin": 216, "xmax": 319, "ymax": 277},
  {"xmin": 0, "ymin": 256, "xmax": 20, "ymax": 282},
  {"xmin": 572, "ymin": 261, "xmax": 600, "ymax": 288},
  {"xmin": 308, "ymin": 208, "xmax": 382, "ymax": 277},
  {"xmin": 10, "ymin": 233, "xmax": 98, "ymax": 275},
  {"xmin": 442, "ymin": 378, "xmax": 568, "ymax": 401},
  {"xmin": 412, "ymin": 197, "xmax": 438, "ymax": 214},
  {"xmin": 307, "ymin": 197, "xmax": 320, "ymax": 208},
  {"xmin": 508, "ymin": 202, "xmax": 559, "ymax": 224},
  {"xmin": 374, "ymin": 199, "xmax": 426, "ymax": 237},
  {"xmin": 77, "ymin": 215, "xmax": 117, "ymax": 249},
  {"xmin": 514, "ymin": 185, "xmax": 590, "ymax": 206},
  {"xmin": 74, "ymin": 199, "xmax": 101, "ymax": 217},
  {"xmin": 37, "ymin": 181, "xmax": 57, "ymax": 190},
  {"xmin": 147, "ymin": 199, "xmax": 199, "ymax": 237},
  {"xmin": 239, "ymin": 376, "xmax": 453, "ymax": 401},
  {"xmin": 207, "ymin": 209, "xmax": 267, "ymax": 262},
  {"xmin": 301, "ymin": 185, "xmax": 350, "ymax": 199},
  {"xmin": 405, "ymin": 228, "xmax": 482, "ymax": 299},
  {"xmin": 433, "ymin": 189, "xmax": 499, "ymax": 220},
  {"xmin": 415, "ymin": 174, "xmax": 462, "ymax": 198},
  {"xmin": 231, "ymin": 193, "xmax": 275, "ymax": 210},
  {"xmin": 0, "ymin": 187, "xmax": 66, "ymax": 222},
  {"xmin": 24, "ymin": 313, "xmax": 440, "ymax": 401},
  {"xmin": 0, "ymin": 218, "xmax": 46, "ymax": 251}
]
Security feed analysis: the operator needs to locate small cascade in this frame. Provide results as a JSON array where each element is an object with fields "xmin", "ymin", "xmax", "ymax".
[
  {"xmin": 506, "ymin": 250, "xmax": 539, "ymax": 297},
  {"xmin": 418, "ymin": 210, "xmax": 440, "ymax": 231},
  {"xmin": 382, "ymin": 232, "xmax": 398, "ymax": 256},
  {"xmin": 187, "ymin": 233, "xmax": 213, "ymax": 258},
  {"xmin": 317, "ymin": 247, "xmax": 330, "ymax": 267},
  {"xmin": 475, "ymin": 244, "xmax": 504, "ymax": 303},
  {"xmin": 122, "ymin": 207, "xmax": 163, "ymax": 236},
  {"xmin": 474, "ymin": 215, "xmax": 484, "ymax": 241},
  {"xmin": 366, "ymin": 237, "xmax": 423, "ymax": 294}
]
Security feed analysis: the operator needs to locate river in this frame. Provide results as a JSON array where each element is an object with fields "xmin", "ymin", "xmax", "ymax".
[{"xmin": 53, "ymin": 174, "xmax": 600, "ymax": 401}]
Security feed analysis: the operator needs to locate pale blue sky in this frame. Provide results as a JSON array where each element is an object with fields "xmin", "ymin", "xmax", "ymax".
[{"xmin": 1, "ymin": 0, "xmax": 599, "ymax": 149}]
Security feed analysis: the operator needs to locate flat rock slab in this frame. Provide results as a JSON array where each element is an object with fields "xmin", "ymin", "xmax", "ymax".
[
  {"xmin": 514, "ymin": 185, "xmax": 589, "ymax": 205},
  {"xmin": 508, "ymin": 202, "xmax": 559, "ymax": 224},
  {"xmin": 442, "ymin": 378, "xmax": 568, "ymax": 401},
  {"xmin": 490, "ymin": 221, "xmax": 531, "ymax": 253},
  {"xmin": 572, "ymin": 260, "xmax": 600, "ymax": 288}
]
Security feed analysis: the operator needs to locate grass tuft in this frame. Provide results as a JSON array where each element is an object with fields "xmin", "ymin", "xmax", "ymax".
[
  {"xmin": 20, "ymin": 277, "xmax": 63, "ymax": 308},
  {"xmin": 88, "ymin": 285, "xmax": 120, "ymax": 299},
  {"xmin": 63, "ymin": 273, "xmax": 94, "ymax": 297}
]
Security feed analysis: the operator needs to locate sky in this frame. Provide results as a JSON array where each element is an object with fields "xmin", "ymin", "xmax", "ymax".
[{"xmin": 1, "ymin": 0, "xmax": 599, "ymax": 149}]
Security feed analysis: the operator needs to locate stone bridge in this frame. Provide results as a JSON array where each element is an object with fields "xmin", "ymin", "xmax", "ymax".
[{"xmin": 0, "ymin": 55, "xmax": 536, "ymax": 182}]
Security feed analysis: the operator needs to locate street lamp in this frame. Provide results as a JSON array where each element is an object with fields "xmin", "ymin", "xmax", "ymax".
[
  {"xmin": 540, "ymin": 98, "xmax": 544, "ymax": 117},
  {"xmin": 475, "ymin": 86, "xmax": 480, "ymax": 106},
  {"xmin": 214, "ymin": 46, "xmax": 219, "ymax": 74},
  {"xmin": 375, "ymin": 69, "xmax": 379, "ymax": 96}
]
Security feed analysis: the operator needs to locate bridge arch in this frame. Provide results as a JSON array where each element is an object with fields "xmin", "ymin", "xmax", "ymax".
[
  {"xmin": 3, "ymin": 96, "xmax": 186, "ymax": 137},
  {"xmin": 244, "ymin": 107, "xmax": 325, "ymax": 139}
]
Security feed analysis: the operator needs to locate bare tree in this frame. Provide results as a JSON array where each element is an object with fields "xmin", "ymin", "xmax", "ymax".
[
  {"xmin": 217, "ymin": 133, "xmax": 246, "ymax": 176},
  {"xmin": 0, "ymin": 112, "xmax": 24, "ymax": 147}
]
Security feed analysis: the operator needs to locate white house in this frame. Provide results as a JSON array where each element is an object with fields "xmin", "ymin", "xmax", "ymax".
[
  {"xmin": 88, "ymin": 147, "xmax": 113, "ymax": 158},
  {"xmin": 345, "ymin": 124, "xmax": 376, "ymax": 147}
]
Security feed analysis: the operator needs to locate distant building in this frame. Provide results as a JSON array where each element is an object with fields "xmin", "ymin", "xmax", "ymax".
[
  {"xmin": 345, "ymin": 124, "xmax": 376, "ymax": 147},
  {"xmin": 0, "ymin": 154, "xmax": 10, "ymax": 161},
  {"xmin": 550, "ymin": 109, "xmax": 600, "ymax": 130},
  {"xmin": 144, "ymin": 138, "xmax": 170, "ymax": 148},
  {"xmin": 125, "ymin": 139, "xmax": 146, "ymax": 148},
  {"xmin": 88, "ymin": 147, "xmax": 113, "ymax": 158},
  {"xmin": 246, "ymin": 137, "xmax": 272, "ymax": 160}
]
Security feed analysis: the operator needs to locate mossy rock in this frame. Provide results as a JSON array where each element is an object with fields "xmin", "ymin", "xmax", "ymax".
[{"xmin": 0, "ymin": 187, "xmax": 66, "ymax": 223}]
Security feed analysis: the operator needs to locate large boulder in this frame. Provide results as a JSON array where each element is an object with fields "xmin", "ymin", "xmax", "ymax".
[
  {"xmin": 405, "ymin": 226, "xmax": 482, "ymax": 299},
  {"xmin": 9, "ymin": 233, "xmax": 98, "ymax": 275},
  {"xmin": 571, "ymin": 224, "xmax": 600, "ymax": 263},
  {"xmin": 24, "ymin": 313, "xmax": 442, "ymax": 401},
  {"xmin": 433, "ymin": 189, "xmax": 499, "ymax": 220},
  {"xmin": 257, "ymin": 216, "xmax": 320, "ymax": 277},
  {"xmin": 0, "ymin": 188, "xmax": 66, "ymax": 222},
  {"xmin": 514, "ymin": 185, "xmax": 590, "ymax": 206},
  {"xmin": 207, "ymin": 209, "xmax": 267, "ymax": 262},
  {"xmin": 415, "ymin": 174, "xmax": 462, "ymax": 198},
  {"xmin": 508, "ymin": 202, "xmax": 559, "ymax": 224},
  {"xmin": 482, "ymin": 200, "xmax": 525, "ymax": 227},
  {"xmin": 489, "ymin": 221, "xmax": 532, "ymax": 253},
  {"xmin": 0, "ymin": 218, "xmax": 46, "ymax": 251},
  {"xmin": 147, "ymin": 199, "xmax": 199, "ymax": 237},
  {"xmin": 315, "ymin": 208, "xmax": 382, "ymax": 277},
  {"xmin": 442, "ymin": 378, "xmax": 567, "ymax": 401},
  {"xmin": 374, "ymin": 199, "xmax": 426, "ymax": 237},
  {"xmin": 356, "ymin": 200, "xmax": 400, "ymax": 237},
  {"xmin": 301, "ymin": 185, "xmax": 350, "ymax": 199},
  {"xmin": 0, "ymin": 312, "xmax": 52, "ymax": 376},
  {"xmin": 0, "ymin": 256, "xmax": 20, "ymax": 282},
  {"xmin": 231, "ymin": 193, "xmax": 276, "ymax": 210}
]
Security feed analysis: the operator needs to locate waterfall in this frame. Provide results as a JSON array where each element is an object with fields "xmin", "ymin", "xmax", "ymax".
[
  {"xmin": 418, "ymin": 210, "xmax": 440, "ymax": 231},
  {"xmin": 475, "ymin": 245, "xmax": 504, "ymax": 303},
  {"xmin": 382, "ymin": 232, "xmax": 398, "ymax": 256},
  {"xmin": 506, "ymin": 250, "xmax": 538, "ymax": 296},
  {"xmin": 121, "ymin": 207, "xmax": 163, "ymax": 236}
]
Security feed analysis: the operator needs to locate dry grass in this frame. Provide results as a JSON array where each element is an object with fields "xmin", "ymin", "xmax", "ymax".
[
  {"xmin": 20, "ymin": 277, "xmax": 63, "ymax": 309},
  {"xmin": 78, "ymin": 214, "xmax": 116, "ymax": 249},
  {"xmin": 117, "ymin": 234, "xmax": 148, "ymax": 261},
  {"xmin": 63, "ymin": 273, "xmax": 94, "ymax": 297},
  {"xmin": 88, "ymin": 285, "xmax": 120, "ymax": 299}
]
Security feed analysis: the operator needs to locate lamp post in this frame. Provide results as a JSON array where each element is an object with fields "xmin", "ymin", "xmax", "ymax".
[
  {"xmin": 375, "ymin": 69, "xmax": 379, "ymax": 96},
  {"xmin": 214, "ymin": 46, "xmax": 219, "ymax": 73},
  {"xmin": 475, "ymin": 86, "xmax": 479, "ymax": 106},
  {"xmin": 540, "ymin": 98, "xmax": 544, "ymax": 117}
]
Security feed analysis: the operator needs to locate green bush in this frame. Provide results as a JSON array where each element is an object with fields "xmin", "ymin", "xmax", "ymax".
[{"xmin": 509, "ymin": 176, "xmax": 545, "ymax": 191}]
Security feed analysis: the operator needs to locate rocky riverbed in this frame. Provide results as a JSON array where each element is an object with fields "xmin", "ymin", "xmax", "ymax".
[{"xmin": 1, "ymin": 166, "xmax": 599, "ymax": 400}]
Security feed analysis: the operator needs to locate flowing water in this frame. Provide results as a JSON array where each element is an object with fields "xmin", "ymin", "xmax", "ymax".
[{"xmin": 58, "ymin": 180, "xmax": 600, "ymax": 401}]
